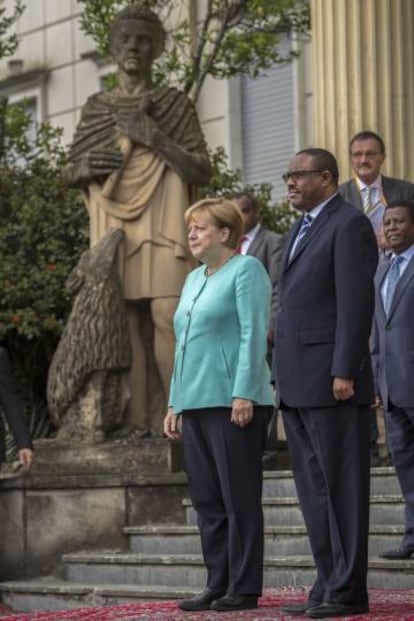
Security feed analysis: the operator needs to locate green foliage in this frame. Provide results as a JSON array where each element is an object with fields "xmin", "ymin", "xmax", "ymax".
[
  {"xmin": 0, "ymin": 103, "xmax": 88, "ymax": 409},
  {"xmin": 203, "ymin": 146, "xmax": 297, "ymax": 235},
  {"xmin": 0, "ymin": 0, "xmax": 25, "ymax": 59},
  {"xmin": 77, "ymin": 0, "xmax": 310, "ymax": 101}
]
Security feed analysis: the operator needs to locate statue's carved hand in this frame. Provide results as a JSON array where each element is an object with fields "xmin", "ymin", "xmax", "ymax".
[
  {"xmin": 86, "ymin": 149, "xmax": 125, "ymax": 177},
  {"xmin": 116, "ymin": 109, "xmax": 160, "ymax": 148}
]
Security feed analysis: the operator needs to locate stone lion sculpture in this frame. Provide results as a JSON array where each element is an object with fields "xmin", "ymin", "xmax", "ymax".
[{"xmin": 47, "ymin": 228, "xmax": 132, "ymax": 443}]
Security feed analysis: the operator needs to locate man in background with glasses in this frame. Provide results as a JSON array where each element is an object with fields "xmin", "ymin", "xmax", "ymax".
[
  {"xmin": 273, "ymin": 148, "xmax": 378, "ymax": 619},
  {"xmin": 339, "ymin": 131, "xmax": 414, "ymax": 245},
  {"xmin": 339, "ymin": 131, "xmax": 414, "ymax": 466}
]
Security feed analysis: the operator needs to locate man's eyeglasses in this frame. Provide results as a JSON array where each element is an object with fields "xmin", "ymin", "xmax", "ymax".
[
  {"xmin": 282, "ymin": 170, "xmax": 324, "ymax": 183},
  {"xmin": 350, "ymin": 151, "xmax": 381, "ymax": 159}
]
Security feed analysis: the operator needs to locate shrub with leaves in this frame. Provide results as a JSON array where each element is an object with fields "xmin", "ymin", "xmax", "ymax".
[{"xmin": 0, "ymin": 103, "xmax": 88, "ymax": 423}]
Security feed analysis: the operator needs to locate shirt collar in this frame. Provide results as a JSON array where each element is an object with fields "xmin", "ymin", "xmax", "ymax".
[
  {"xmin": 307, "ymin": 192, "xmax": 339, "ymax": 220},
  {"xmin": 390, "ymin": 244, "xmax": 414, "ymax": 264},
  {"xmin": 356, "ymin": 174, "xmax": 382, "ymax": 192},
  {"xmin": 244, "ymin": 222, "xmax": 261, "ymax": 242}
]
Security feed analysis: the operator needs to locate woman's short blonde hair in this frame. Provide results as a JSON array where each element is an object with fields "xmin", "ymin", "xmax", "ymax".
[{"xmin": 185, "ymin": 197, "xmax": 244, "ymax": 250}]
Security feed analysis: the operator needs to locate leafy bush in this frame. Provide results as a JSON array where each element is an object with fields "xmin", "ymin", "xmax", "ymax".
[
  {"xmin": 0, "ymin": 103, "xmax": 88, "ymax": 422},
  {"xmin": 203, "ymin": 146, "xmax": 298, "ymax": 234}
]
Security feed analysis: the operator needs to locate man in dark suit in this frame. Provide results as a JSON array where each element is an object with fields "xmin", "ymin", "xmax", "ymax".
[
  {"xmin": 273, "ymin": 148, "xmax": 378, "ymax": 618},
  {"xmin": 371, "ymin": 201, "xmax": 414, "ymax": 560},
  {"xmin": 232, "ymin": 192, "xmax": 284, "ymax": 468},
  {"xmin": 339, "ymin": 130, "xmax": 414, "ymax": 465},
  {"xmin": 0, "ymin": 346, "xmax": 33, "ymax": 471}
]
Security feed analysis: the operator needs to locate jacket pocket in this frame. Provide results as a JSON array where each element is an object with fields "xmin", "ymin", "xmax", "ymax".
[
  {"xmin": 221, "ymin": 346, "xmax": 232, "ymax": 379},
  {"xmin": 300, "ymin": 326, "xmax": 335, "ymax": 345}
]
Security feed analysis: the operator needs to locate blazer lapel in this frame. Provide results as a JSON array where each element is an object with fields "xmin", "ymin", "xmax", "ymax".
[
  {"xmin": 349, "ymin": 179, "xmax": 363, "ymax": 210},
  {"xmin": 375, "ymin": 258, "xmax": 390, "ymax": 319},
  {"xmin": 287, "ymin": 195, "xmax": 339, "ymax": 267},
  {"xmin": 387, "ymin": 254, "xmax": 414, "ymax": 319},
  {"xmin": 282, "ymin": 219, "xmax": 301, "ymax": 272},
  {"xmin": 247, "ymin": 226, "xmax": 264, "ymax": 256}
]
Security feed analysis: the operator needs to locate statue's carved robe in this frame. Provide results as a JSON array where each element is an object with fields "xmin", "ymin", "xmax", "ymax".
[{"xmin": 68, "ymin": 86, "xmax": 206, "ymax": 299}]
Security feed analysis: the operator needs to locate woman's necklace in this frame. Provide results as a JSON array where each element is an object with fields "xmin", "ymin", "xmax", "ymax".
[{"xmin": 205, "ymin": 252, "xmax": 237, "ymax": 277}]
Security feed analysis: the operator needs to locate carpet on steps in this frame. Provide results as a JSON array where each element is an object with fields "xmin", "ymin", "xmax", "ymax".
[{"xmin": 0, "ymin": 588, "xmax": 413, "ymax": 620}]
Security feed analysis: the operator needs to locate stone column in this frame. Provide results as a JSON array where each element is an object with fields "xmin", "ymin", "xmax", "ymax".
[{"xmin": 310, "ymin": 0, "xmax": 414, "ymax": 181}]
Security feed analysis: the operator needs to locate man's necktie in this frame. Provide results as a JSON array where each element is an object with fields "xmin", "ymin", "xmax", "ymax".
[
  {"xmin": 362, "ymin": 186, "xmax": 374, "ymax": 215},
  {"xmin": 384, "ymin": 255, "xmax": 403, "ymax": 315},
  {"xmin": 289, "ymin": 214, "xmax": 313, "ymax": 261}
]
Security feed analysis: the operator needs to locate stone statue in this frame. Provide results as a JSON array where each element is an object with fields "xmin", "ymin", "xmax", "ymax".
[
  {"xmin": 63, "ymin": 5, "xmax": 210, "ymax": 436},
  {"xmin": 47, "ymin": 228, "xmax": 132, "ymax": 443}
]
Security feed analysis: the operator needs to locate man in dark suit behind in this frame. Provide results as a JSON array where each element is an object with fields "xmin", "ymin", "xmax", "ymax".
[
  {"xmin": 232, "ymin": 192, "xmax": 284, "ymax": 467},
  {"xmin": 231, "ymin": 192, "xmax": 284, "ymax": 327},
  {"xmin": 273, "ymin": 148, "xmax": 378, "ymax": 619},
  {"xmin": 371, "ymin": 201, "xmax": 414, "ymax": 560},
  {"xmin": 339, "ymin": 130, "xmax": 414, "ymax": 464},
  {"xmin": 0, "ymin": 346, "xmax": 33, "ymax": 471}
]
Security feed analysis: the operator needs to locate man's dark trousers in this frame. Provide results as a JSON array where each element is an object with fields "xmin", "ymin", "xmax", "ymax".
[{"xmin": 282, "ymin": 403, "xmax": 370, "ymax": 605}]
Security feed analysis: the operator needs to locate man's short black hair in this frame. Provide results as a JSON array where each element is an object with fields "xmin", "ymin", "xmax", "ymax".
[
  {"xmin": 296, "ymin": 148, "xmax": 339, "ymax": 183},
  {"xmin": 385, "ymin": 201, "xmax": 414, "ymax": 223},
  {"xmin": 231, "ymin": 191, "xmax": 258, "ymax": 211}
]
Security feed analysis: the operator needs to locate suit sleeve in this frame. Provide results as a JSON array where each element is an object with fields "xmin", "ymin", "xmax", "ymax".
[
  {"xmin": 331, "ymin": 214, "xmax": 378, "ymax": 378},
  {"xmin": 0, "ymin": 347, "xmax": 32, "ymax": 453},
  {"xmin": 233, "ymin": 259, "xmax": 271, "ymax": 400},
  {"xmin": 267, "ymin": 234, "xmax": 285, "ymax": 328}
]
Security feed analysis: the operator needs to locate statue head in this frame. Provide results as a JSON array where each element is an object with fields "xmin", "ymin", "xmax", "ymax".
[{"xmin": 109, "ymin": 5, "xmax": 166, "ymax": 66}]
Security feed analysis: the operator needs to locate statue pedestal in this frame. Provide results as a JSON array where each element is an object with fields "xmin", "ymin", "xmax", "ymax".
[
  {"xmin": 0, "ymin": 439, "xmax": 187, "ymax": 581},
  {"xmin": 31, "ymin": 436, "xmax": 184, "ymax": 480}
]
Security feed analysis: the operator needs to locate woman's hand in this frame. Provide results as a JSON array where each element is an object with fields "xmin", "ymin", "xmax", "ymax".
[
  {"xmin": 231, "ymin": 398, "xmax": 253, "ymax": 428},
  {"xmin": 18, "ymin": 448, "xmax": 33, "ymax": 471},
  {"xmin": 163, "ymin": 407, "xmax": 182, "ymax": 439}
]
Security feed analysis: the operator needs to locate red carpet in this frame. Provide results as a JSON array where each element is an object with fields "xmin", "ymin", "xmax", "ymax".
[{"xmin": 0, "ymin": 589, "xmax": 413, "ymax": 620}]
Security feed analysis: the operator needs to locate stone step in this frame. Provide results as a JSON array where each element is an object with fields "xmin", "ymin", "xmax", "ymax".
[
  {"xmin": 5, "ymin": 552, "xmax": 411, "ymax": 604},
  {"xmin": 183, "ymin": 494, "xmax": 405, "ymax": 526},
  {"xmin": 262, "ymin": 467, "xmax": 400, "ymax": 498},
  {"xmin": 125, "ymin": 524, "xmax": 405, "ymax": 557},
  {"xmin": 0, "ymin": 579, "xmax": 195, "ymax": 613},
  {"xmin": 61, "ymin": 551, "xmax": 414, "ymax": 590}
]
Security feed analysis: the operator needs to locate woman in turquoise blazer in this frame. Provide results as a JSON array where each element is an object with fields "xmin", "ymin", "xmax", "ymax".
[{"xmin": 164, "ymin": 197, "xmax": 274, "ymax": 613}]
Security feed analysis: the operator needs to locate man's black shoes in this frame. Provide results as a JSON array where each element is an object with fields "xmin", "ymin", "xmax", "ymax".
[
  {"xmin": 280, "ymin": 601, "xmax": 318, "ymax": 615},
  {"xmin": 379, "ymin": 546, "xmax": 414, "ymax": 559},
  {"xmin": 306, "ymin": 602, "xmax": 369, "ymax": 618},
  {"xmin": 178, "ymin": 588, "xmax": 224, "ymax": 611},
  {"xmin": 210, "ymin": 594, "xmax": 258, "ymax": 611}
]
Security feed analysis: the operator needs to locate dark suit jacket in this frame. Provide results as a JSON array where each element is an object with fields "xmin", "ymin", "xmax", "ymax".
[
  {"xmin": 339, "ymin": 176, "xmax": 414, "ymax": 209},
  {"xmin": 0, "ymin": 347, "xmax": 31, "ymax": 463},
  {"xmin": 371, "ymin": 254, "xmax": 414, "ymax": 408},
  {"xmin": 272, "ymin": 194, "xmax": 378, "ymax": 408},
  {"xmin": 246, "ymin": 225, "xmax": 284, "ymax": 326}
]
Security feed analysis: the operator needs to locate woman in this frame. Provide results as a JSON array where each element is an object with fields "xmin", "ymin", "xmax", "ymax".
[{"xmin": 164, "ymin": 197, "xmax": 274, "ymax": 613}]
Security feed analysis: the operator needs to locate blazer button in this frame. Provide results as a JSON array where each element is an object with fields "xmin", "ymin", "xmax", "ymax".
[{"xmin": 385, "ymin": 325, "xmax": 391, "ymax": 331}]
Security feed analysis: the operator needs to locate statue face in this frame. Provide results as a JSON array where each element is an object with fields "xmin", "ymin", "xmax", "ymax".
[{"xmin": 111, "ymin": 19, "xmax": 157, "ymax": 75}]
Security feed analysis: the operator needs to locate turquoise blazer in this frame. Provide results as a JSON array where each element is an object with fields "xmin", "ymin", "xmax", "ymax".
[{"xmin": 169, "ymin": 254, "xmax": 274, "ymax": 414}]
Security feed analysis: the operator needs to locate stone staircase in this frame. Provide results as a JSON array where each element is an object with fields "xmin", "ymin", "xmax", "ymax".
[{"xmin": 1, "ymin": 466, "xmax": 413, "ymax": 613}]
